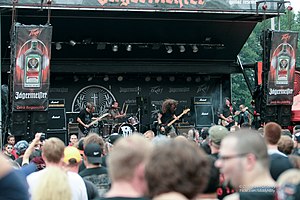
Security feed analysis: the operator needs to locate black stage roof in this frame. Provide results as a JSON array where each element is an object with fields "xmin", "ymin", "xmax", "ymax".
[{"xmin": 0, "ymin": 1, "xmax": 283, "ymax": 74}]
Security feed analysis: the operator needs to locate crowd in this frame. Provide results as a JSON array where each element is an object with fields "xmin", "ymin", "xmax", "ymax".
[{"xmin": 1, "ymin": 121, "xmax": 300, "ymax": 200}]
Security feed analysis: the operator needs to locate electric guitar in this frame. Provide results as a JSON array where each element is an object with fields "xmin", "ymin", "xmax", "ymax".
[
  {"xmin": 221, "ymin": 115, "xmax": 237, "ymax": 127},
  {"xmin": 159, "ymin": 108, "xmax": 190, "ymax": 134},
  {"xmin": 83, "ymin": 113, "xmax": 109, "ymax": 135}
]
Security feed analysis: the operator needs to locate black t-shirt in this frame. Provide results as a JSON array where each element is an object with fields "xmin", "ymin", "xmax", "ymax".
[
  {"xmin": 78, "ymin": 109, "xmax": 93, "ymax": 132},
  {"xmin": 221, "ymin": 105, "xmax": 235, "ymax": 118},
  {"xmin": 239, "ymin": 187, "xmax": 275, "ymax": 200},
  {"xmin": 160, "ymin": 110, "xmax": 175, "ymax": 125}
]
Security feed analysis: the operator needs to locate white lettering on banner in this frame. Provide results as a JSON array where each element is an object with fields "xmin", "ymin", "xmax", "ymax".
[
  {"xmin": 269, "ymin": 88, "xmax": 293, "ymax": 95},
  {"xmin": 120, "ymin": 87, "xmax": 139, "ymax": 93},
  {"xmin": 150, "ymin": 86, "xmax": 163, "ymax": 94},
  {"xmin": 169, "ymin": 87, "xmax": 190, "ymax": 93},
  {"xmin": 15, "ymin": 92, "xmax": 47, "ymax": 100}
]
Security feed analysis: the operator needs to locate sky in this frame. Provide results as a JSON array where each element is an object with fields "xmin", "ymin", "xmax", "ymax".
[{"xmin": 290, "ymin": 0, "xmax": 300, "ymax": 13}]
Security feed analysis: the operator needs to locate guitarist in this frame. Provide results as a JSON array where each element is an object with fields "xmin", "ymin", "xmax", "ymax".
[
  {"xmin": 219, "ymin": 97, "xmax": 238, "ymax": 130},
  {"xmin": 157, "ymin": 99, "xmax": 179, "ymax": 135},
  {"xmin": 77, "ymin": 102, "xmax": 95, "ymax": 138}
]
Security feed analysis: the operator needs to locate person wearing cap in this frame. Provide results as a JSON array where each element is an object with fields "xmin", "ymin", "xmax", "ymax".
[
  {"xmin": 208, "ymin": 125, "xmax": 229, "ymax": 159},
  {"xmin": 79, "ymin": 143, "xmax": 110, "ymax": 197},
  {"xmin": 14, "ymin": 140, "xmax": 29, "ymax": 166},
  {"xmin": 64, "ymin": 146, "xmax": 100, "ymax": 200}
]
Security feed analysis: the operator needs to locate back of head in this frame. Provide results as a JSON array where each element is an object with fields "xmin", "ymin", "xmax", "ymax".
[
  {"xmin": 278, "ymin": 135, "xmax": 294, "ymax": 155},
  {"xmin": 42, "ymin": 138, "xmax": 65, "ymax": 164},
  {"xmin": 107, "ymin": 134, "xmax": 152, "ymax": 181},
  {"xmin": 145, "ymin": 139, "xmax": 209, "ymax": 199},
  {"xmin": 84, "ymin": 133, "xmax": 105, "ymax": 150},
  {"xmin": 227, "ymin": 129, "xmax": 269, "ymax": 167},
  {"xmin": 264, "ymin": 122, "xmax": 282, "ymax": 145},
  {"xmin": 32, "ymin": 167, "xmax": 71, "ymax": 200}
]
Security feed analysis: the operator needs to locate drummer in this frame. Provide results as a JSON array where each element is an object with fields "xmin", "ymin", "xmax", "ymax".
[{"xmin": 108, "ymin": 101, "xmax": 126, "ymax": 123}]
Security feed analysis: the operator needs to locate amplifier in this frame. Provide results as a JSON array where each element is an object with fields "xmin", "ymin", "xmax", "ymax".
[
  {"xmin": 49, "ymin": 99, "xmax": 65, "ymax": 108},
  {"xmin": 194, "ymin": 97, "xmax": 212, "ymax": 105}
]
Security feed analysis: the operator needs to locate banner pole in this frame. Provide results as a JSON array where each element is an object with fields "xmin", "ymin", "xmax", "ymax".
[{"xmin": 0, "ymin": 12, "xmax": 3, "ymax": 149}]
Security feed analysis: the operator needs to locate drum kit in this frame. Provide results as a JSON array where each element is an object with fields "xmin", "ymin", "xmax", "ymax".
[{"xmin": 98, "ymin": 116, "xmax": 139, "ymax": 138}]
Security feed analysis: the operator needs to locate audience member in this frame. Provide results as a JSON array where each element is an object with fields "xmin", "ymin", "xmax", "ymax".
[
  {"xmin": 264, "ymin": 122, "xmax": 293, "ymax": 180},
  {"xmin": 7, "ymin": 135, "xmax": 18, "ymax": 159},
  {"xmin": 3, "ymin": 143, "xmax": 15, "ymax": 160},
  {"xmin": 26, "ymin": 134, "xmax": 88, "ymax": 200},
  {"xmin": 277, "ymin": 135, "xmax": 294, "ymax": 155},
  {"xmin": 103, "ymin": 134, "xmax": 152, "ymax": 200},
  {"xmin": 143, "ymin": 130, "xmax": 155, "ymax": 141},
  {"xmin": 69, "ymin": 134, "xmax": 78, "ymax": 146},
  {"xmin": 288, "ymin": 155, "xmax": 300, "ymax": 169},
  {"xmin": 208, "ymin": 125, "xmax": 229, "ymax": 159},
  {"xmin": 276, "ymin": 169, "xmax": 300, "ymax": 200},
  {"xmin": 145, "ymin": 139, "xmax": 209, "ymax": 200},
  {"xmin": 32, "ymin": 166, "xmax": 72, "ymax": 200},
  {"xmin": 215, "ymin": 130, "xmax": 276, "ymax": 200},
  {"xmin": 14, "ymin": 140, "xmax": 29, "ymax": 166},
  {"xmin": 292, "ymin": 131, "xmax": 300, "ymax": 156}
]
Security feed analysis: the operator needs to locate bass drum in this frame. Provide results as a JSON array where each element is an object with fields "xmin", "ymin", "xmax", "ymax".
[{"xmin": 118, "ymin": 123, "xmax": 135, "ymax": 137}]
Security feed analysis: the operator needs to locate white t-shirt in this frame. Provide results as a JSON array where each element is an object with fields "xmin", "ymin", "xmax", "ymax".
[{"xmin": 27, "ymin": 168, "xmax": 88, "ymax": 200}]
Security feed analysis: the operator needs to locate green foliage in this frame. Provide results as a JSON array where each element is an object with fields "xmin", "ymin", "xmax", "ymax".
[{"xmin": 233, "ymin": 9, "xmax": 300, "ymax": 107}]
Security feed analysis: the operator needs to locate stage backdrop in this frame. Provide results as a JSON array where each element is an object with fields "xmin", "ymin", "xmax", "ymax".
[
  {"xmin": 267, "ymin": 31, "xmax": 298, "ymax": 106},
  {"xmin": 12, "ymin": 24, "xmax": 52, "ymax": 111}
]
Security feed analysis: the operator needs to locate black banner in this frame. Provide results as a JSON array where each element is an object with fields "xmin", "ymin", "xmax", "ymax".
[
  {"xmin": 267, "ymin": 31, "xmax": 298, "ymax": 105},
  {"xmin": 12, "ymin": 24, "xmax": 52, "ymax": 111}
]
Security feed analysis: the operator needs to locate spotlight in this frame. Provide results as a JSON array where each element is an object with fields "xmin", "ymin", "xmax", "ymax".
[
  {"xmin": 152, "ymin": 43, "xmax": 161, "ymax": 50},
  {"xmin": 117, "ymin": 76, "xmax": 123, "ymax": 82},
  {"xmin": 145, "ymin": 76, "xmax": 151, "ymax": 82},
  {"xmin": 69, "ymin": 40, "xmax": 76, "ymax": 46},
  {"xmin": 166, "ymin": 45, "xmax": 173, "ymax": 54},
  {"xmin": 179, "ymin": 45, "xmax": 185, "ymax": 53},
  {"xmin": 97, "ymin": 43, "xmax": 106, "ymax": 50},
  {"xmin": 195, "ymin": 77, "xmax": 201, "ymax": 83},
  {"xmin": 73, "ymin": 75, "xmax": 79, "ymax": 82},
  {"xmin": 87, "ymin": 76, "xmax": 93, "ymax": 82},
  {"xmin": 126, "ymin": 44, "xmax": 132, "ymax": 52},
  {"xmin": 103, "ymin": 75, "xmax": 109, "ymax": 82},
  {"xmin": 82, "ymin": 38, "xmax": 92, "ymax": 44},
  {"xmin": 192, "ymin": 45, "xmax": 198, "ymax": 53},
  {"xmin": 156, "ymin": 76, "xmax": 162, "ymax": 82},
  {"xmin": 55, "ymin": 42, "xmax": 62, "ymax": 50},
  {"xmin": 186, "ymin": 76, "xmax": 192, "ymax": 82},
  {"xmin": 169, "ymin": 76, "xmax": 175, "ymax": 82},
  {"xmin": 112, "ymin": 45, "xmax": 118, "ymax": 52}
]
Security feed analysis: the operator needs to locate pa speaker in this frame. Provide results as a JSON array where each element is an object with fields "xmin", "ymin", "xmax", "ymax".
[
  {"xmin": 48, "ymin": 108, "xmax": 66, "ymax": 130},
  {"xmin": 11, "ymin": 112, "xmax": 28, "ymax": 136},
  {"xmin": 278, "ymin": 105, "xmax": 292, "ymax": 127},
  {"xmin": 30, "ymin": 111, "xmax": 48, "ymax": 134},
  {"xmin": 46, "ymin": 130, "xmax": 67, "ymax": 145},
  {"xmin": 195, "ymin": 105, "xmax": 214, "ymax": 127}
]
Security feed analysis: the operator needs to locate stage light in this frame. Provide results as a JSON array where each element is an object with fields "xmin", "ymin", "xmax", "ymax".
[
  {"xmin": 262, "ymin": 4, "xmax": 267, "ymax": 10},
  {"xmin": 73, "ymin": 75, "xmax": 79, "ymax": 82},
  {"xmin": 192, "ymin": 45, "xmax": 198, "ymax": 53},
  {"xmin": 112, "ymin": 45, "xmax": 118, "ymax": 52},
  {"xmin": 195, "ymin": 77, "xmax": 201, "ymax": 83},
  {"xmin": 82, "ymin": 38, "xmax": 92, "ymax": 44},
  {"xmin": 87, "ymin": 76, "xmax": 93, "ymax": 82},
  {"xmin": 166, "ymin": 45, "xmax": 173, "ymax": 54},
  {"xmin": 69, "ymin": 40, "xmax": 76, "ymax": 46},
  {"xmin": 186, "ymin": 76, "xmax": 192, "ymax": 82},
  {"xmin": 103, "ymin": 75, "xmax": 109, "ymax": 81},
  {"xmin": 126, "ymin": 44, "xmax": 132, "ymax": 52},
  {"xmin": 179, "ymin": 45, "xmax": 185, "ymax": 53},
  {"xmin": 145, "ymin": 76, "xmax": 151, "ymax": 82},
  {"xmin": 169, "ymin": 76, "xmax": 175, "ymax": 82},
  {"xmin": 97, "ymin": 43, "xmax": 106, "ymax": 50},
  {"xmin": 117, "ymin": 76, "xmax": 123, "ymax": 82},
  {"xmin": 55, "ymin": 42, "xmax": 62, "ymax": 50},
  {"xmin": 152, "ymin": 43, "xmax": 161, "ymax": 50},
  {"xmin": 156, "ymin": 76, "xmax": 162, "ymax": 82}
]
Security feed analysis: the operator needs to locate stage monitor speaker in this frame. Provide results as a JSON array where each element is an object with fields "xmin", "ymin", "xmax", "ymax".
[
  {"xmin": 194, "ymin": 97, "xmax": 212, "ymax": 105},
  {"xmin": 195, "ymin": 105, "xmax": 214, "ymax": 127},
  {"xmin": 48, "ymin": 108, "xmax": 66, "ymax": 130},
  {"xmin": 176, "ymin": 126, "xmax": 194, "ymax": 135},
  {"xmin": 46, "ymin": 130, "xmax": 67, "ymax": 145},
  {"xmin": 11, "ymin": 112, "xmax": 28, "ymax": 136},
  {"xmin": 278, "ymin": 105, "xmax": 292, "ymax": 127},
  {"xmin": 30, "ymin": 111, "xmax": 48, "ymax": 134}
]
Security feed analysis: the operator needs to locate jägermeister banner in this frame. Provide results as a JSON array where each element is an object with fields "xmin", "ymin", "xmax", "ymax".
[
  {"xmin": 0, "ymin": 0, "xmax": 284, "ymax": 12},
  {"xmin": 12, "ymin": 24, "xmax": 52, "ymax": 111},
  {"xmin": 267, "ymin": 31, "xmax": 298, "ymax": 105}
]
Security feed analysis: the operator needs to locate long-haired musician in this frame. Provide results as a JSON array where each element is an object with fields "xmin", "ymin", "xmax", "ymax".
[{"xmin": 157, "ymin": 99, "xmax": 179, "ymax": 135}]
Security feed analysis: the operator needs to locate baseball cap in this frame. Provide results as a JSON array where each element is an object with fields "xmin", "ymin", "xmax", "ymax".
[
  {"xmin": 64, "ymin": 146, "xmax": 81, "ymax": 164},
  {"xmin": 84, "ymin": 143, "xmax": 102, "ymax": 164},
  {"xmin": 208, "ymin": 125, "xmax": 229, "ymax": 145},
  {"xmin": 14, "ymin": 140, "xmax": 29, "ymax": 155},
  {"xmin": 108, "ymin": 133, "xmax": 122, "ymax": 145},
  {"xmin": 295, "ymin": 132, "xmax": 300, "ymax": 143}
]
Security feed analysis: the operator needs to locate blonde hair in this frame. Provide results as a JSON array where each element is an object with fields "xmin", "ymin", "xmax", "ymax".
[{"xmin": 32, "ymin": 167, "xmax": 71, "ymax": 200}]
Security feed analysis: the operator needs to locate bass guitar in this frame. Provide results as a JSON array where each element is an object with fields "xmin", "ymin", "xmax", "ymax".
[
  {"xmin": 159, "ymin": 108, "xmax": 190, "ymax": 134},
  {"xmin": 83, "ymin": 113, "xmax": 109, "ymax": 135}
]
